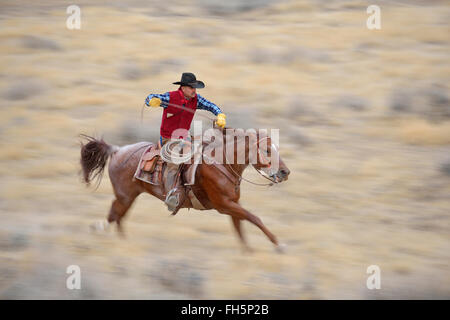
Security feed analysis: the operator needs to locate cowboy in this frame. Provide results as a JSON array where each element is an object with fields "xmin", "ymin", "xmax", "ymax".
[{"xmin": 145, "ymin": 72, "xmax": 226, "ymax": 211}]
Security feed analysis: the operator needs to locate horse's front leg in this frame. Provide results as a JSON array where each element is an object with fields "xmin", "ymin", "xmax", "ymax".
[
  {"xmin": 218, "ymin": 200, "xmax": 281, "ymax": 251},
  {"xmin": 230, "ymin": 216, "xmax": 253, "ymax": 253}
]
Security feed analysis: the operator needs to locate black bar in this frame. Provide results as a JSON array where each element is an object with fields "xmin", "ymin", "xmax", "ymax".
[{"xmin": 0, "ymin": 300, "xmax": 444, "ymax": 318}]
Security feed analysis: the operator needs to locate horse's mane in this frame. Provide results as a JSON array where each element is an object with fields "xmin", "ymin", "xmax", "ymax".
[{"xmin": 196, "ymin": 126, "xmax": 265, "ymax": 155}]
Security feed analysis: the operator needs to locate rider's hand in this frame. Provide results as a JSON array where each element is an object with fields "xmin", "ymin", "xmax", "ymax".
[
  {"xmin": 148, "ymin": 97, "xmax": 161, "ymax": 108},
  {"xmin": 215, "ymin": 113, "xmax": 226, "ymax": 128}
]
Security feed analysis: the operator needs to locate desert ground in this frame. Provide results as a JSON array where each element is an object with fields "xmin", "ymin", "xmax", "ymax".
[{"xmin": 0, "ymin": 0, "xmax": 449, "ymax": 299}]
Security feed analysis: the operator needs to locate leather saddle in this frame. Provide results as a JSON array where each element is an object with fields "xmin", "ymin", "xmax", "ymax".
[
  {"xmin": 134, "ymin": 140, "xmax": 207, "ymax": 212},
  {"xmin": 134, "ymin": 142, "xmax": 200, "ymax": 187},
  {"xmin": 140, "ymin": 145, "xmax": 161, "ymax": 173}
]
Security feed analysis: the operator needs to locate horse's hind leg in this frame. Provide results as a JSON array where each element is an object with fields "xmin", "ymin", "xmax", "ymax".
[{"xmin": 107, "ymin": 193, "xmax": 139, "ymax": 235}]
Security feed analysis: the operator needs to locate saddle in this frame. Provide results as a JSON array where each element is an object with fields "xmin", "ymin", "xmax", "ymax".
[
  {"xmin": 140, "ymin": 146, "xmax": 161, "ymax": 172},
  {"xmin": 134, "ymin": 144, "xmax": 164, "ymax": 185},
  {"xmin": 133, "ymin": 142, "xmax": 206, "ymax": 210}
]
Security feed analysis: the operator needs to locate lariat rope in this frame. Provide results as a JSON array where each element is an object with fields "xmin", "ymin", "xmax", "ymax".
[
  {"xmin": 141, "ymin": 101, "xmax": 217, "ymax": 125},
  {"xmin": 160, "ymin": 139, "xmax": 199, "ymax": 164}
]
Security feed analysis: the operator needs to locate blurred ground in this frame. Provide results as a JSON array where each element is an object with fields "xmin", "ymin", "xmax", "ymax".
[{"xmin": 0, "ymin": 0, "xmax": 449, "ymax": 299}]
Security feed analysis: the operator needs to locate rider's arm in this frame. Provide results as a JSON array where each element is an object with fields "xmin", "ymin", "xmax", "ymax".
[
  {"xmin": 196, "ymin": 94, "xmax": 222, "ymax": 115},
  {"xmin": 145, "ymin": 92, "xmax": 170, "ymax": 107}
]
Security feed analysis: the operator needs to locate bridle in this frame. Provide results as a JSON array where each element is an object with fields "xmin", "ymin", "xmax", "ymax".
[{"xmin": 220, "ymin": 135, "xmax": 280, "ymax": 187}]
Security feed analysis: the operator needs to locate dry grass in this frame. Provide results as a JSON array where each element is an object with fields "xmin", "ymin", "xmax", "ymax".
[
  {"xmin": 396, "ymin": 119, "xmax": 450, "ymax": 145},
  {"xmin": 367, "ymin": 117, "xmax": 450, "ymax": 145}
]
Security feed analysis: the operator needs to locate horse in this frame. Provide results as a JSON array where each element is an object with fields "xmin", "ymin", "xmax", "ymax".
[{"xmin": 79, "ymin": 127, "xmax": 291, "ymax": 252}]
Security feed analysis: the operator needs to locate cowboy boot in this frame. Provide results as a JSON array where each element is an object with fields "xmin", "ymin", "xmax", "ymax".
[
  {"xmin": 165, "ymin": 187, "xmax": 183, "ymax": 212},
  {"xmin": 165, "ymin": 184, "xmax": 187, "ymax": 214},
  {"xmin": 164, "ymin": 163, "xmax": 186, "ymax": 213}
]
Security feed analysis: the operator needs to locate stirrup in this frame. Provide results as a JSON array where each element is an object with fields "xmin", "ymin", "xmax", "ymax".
[{"xmin": 165, "ymin": 188, "xmax": 180, "ymax": 212}]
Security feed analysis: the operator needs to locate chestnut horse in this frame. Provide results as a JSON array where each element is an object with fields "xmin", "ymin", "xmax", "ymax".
[{"xmin": 80, "ymin": 127, "xmax": 290, "ymax": 251}]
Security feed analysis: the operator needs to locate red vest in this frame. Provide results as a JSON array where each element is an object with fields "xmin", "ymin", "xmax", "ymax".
[{"xmin": 160, "ymin": 89, "xmax": 198, "ymax": 139}]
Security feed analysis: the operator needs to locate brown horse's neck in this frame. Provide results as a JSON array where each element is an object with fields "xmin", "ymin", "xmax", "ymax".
[
  {"xmin": 222, "ymin": 133, "xmax": 251, "ymax": 180},
  {"xmin": 226, "ymin": 161, "xmax": 248, "ymax": 179}
]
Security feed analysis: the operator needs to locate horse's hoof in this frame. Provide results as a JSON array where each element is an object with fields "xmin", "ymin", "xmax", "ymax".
[
  {"xmin": 242, "ymin": 245, "xmax": 254, "ymax": 254},
  {"xmin": 275, "ymin": 243, "xmax": 287, "ymax": 254},
  {"xmin": 90, "ymin": 220, "xmax": 110, "ymax": 233},
  {"xmin": 117, "ymin": 229, "xmax": 126, "ymax": 239}
]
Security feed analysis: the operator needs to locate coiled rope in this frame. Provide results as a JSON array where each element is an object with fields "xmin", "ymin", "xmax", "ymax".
[{"xmin": 160, "ymin": 139, "xmax": 200, "ymax": 164}]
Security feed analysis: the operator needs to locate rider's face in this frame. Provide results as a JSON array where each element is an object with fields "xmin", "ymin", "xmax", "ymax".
[{"xmin": 181, "ymin": 86, "xmax": 196, "ymax": 99}]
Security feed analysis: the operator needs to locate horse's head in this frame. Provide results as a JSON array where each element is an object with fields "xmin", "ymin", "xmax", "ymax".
[
  {"xmin": 251, "ymin": 130, "xmax": 290, "ymax": 184},
  {"xmin": 217, "ymin": 126, "xmax": 290, "ymax": 184}
]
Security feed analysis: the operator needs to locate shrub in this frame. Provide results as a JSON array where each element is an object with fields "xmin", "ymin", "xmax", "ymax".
[
  {"xmin": 119, "ymin": 61, "xmax": 142, "ymax": 80},
  {"xmin": 334, "ymin": 95, "xmax": 368, "ymax": 111},
  {"xmin": 21, "ymin": 35, "xmax": 61, "ymax": 51},
  {"xmin": 3, "ymin": 79, "xmax": 46, "ymax": 100}
]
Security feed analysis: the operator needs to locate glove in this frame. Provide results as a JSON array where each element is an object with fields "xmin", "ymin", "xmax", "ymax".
[
  {"xmin": 148, "ymin": 97, "xmax": 161, "ymax": 108},
  {"xmin": 216, "ymin": 113, "xmax": 226, "ymax": 128}
]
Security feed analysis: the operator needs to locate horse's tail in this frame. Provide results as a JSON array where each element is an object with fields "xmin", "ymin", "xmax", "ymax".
[{"xmin": 79, "ymin": 134, "xmax": 118, "ymax": 187}]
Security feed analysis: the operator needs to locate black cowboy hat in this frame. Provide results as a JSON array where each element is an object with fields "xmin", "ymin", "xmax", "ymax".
[{"xmin": 173, "ymin": 72, "xmax": 205, "ymax": 89}]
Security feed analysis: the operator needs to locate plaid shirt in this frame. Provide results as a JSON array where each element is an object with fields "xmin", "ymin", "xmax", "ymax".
[{"xmin": 145, "ymin": 92, "xmax": 222, "ymax": 115}]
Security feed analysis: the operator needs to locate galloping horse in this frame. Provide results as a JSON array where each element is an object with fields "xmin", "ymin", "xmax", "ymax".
[{"xmin": 80, "ymin": 127, "xmax": 290, "ymax": 251}]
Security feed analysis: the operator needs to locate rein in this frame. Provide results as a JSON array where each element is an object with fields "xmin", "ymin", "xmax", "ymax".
[
  {"xmin": 220, "ymin": 136, "xmax": 276, "ymax": 187},
  {"xmin": 224, "ymin": 160, "xmax": 275, "ymax": 187}
]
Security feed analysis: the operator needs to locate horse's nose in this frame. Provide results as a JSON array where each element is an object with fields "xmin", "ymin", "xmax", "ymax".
[{"xmin": 279, "ymin": 168, "xmax": 290, "ymax": 178}]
